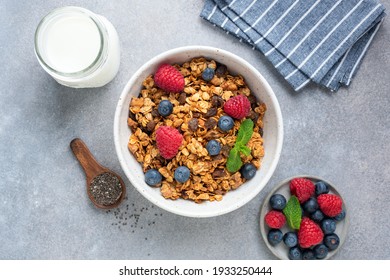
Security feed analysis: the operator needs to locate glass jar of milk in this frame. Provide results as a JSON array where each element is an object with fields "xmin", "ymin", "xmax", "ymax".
[{"xmin": 34, "ymin": 6, "xmax": 120, "ymax": 88}]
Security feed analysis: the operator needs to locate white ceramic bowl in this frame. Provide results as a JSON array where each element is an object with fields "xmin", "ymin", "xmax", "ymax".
[{"xmin": 114, "ymin": 46, "xmax": 283, "ymax": 217}]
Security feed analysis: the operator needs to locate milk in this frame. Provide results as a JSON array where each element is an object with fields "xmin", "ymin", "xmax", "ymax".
[
  {"xmin": 43, "ymin": 15, "xmax": 101, "ymax": 73},
  {"xmin": 35, "ymin": 7, "xmax": 120, "ymax": 88}
]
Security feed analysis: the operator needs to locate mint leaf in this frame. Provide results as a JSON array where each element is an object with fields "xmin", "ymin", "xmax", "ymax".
[
  {"xmin": 236, "ymin": 119, "xmax": 254, "ymax": 146},
  {"xmin": 226, "ymin": 119, "xmax": 254, "ymax": 173},
  {"xmin": 238, "ymin": 145, "xmax": 251, "ymax": 156},
  {"xmin": 282, "ymin": 195, "xmax": 302, "ymax": 230},
  {"xmin": 226, "ymin": 147, "xmax": 242, "ymax": 173}
]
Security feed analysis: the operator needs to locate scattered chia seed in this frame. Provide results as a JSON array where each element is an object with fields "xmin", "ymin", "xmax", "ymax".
[
  {"xmin": 105, "ymin": 198, "xmax": 163, "ymax": 236},
  {"xmin": 89, "ymin": 172, "xmax": 122, "ymax": 206}
]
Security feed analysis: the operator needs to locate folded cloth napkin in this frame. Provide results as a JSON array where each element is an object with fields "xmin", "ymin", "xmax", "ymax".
[{"xmin": 201, "ymin": 0, "xmax": 386, "ymax": 91}]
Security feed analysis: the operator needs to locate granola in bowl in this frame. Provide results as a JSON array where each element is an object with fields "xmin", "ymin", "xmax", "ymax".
[{"xmin": 127, "ymin": 57, "xmax": 266, "ymax": 203}]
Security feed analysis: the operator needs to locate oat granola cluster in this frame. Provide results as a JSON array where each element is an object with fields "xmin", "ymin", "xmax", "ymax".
[{"xmin": 127, "ymin": 57, "xmax": 266, "ymax": 203}]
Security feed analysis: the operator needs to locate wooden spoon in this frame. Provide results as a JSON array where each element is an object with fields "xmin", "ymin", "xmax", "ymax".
[{"xmin": 70, "ymin": 138, "xmax": 126, "ymax": 209}]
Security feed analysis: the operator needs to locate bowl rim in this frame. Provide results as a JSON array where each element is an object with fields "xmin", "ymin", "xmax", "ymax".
[
  {"xmin": 113, "ymin": 45, "xmax": 284, "ymax": 217},
  {"xmin": 260, "ymin": 174, "xmax": 349, "ymax": 259}
]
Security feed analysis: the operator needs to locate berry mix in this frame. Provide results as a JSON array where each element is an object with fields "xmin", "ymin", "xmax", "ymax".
[
  {"xmin": 264, "ymin": 177, "xmax": 346, "ymax": 260},
  {"xmin": 128, "ymin": 58, "xmax": 266, "ymax": 203}
]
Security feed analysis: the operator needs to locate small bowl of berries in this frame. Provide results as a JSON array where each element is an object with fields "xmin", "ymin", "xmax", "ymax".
[
  {"xmin": 114, "ymin": 46, "xmax": 283, "ymax": 217},
  {"xmin": 260, "ymin": 175, "xmax": 349, "ymax": 259}
]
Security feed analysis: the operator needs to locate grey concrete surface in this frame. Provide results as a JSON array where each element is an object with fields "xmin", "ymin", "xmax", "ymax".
[{"xmin": 0, "ymin": 0, "xmax": 389, "ymax": 259}]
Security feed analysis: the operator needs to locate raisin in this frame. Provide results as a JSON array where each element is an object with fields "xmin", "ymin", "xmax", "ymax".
[
  {"xmin": 212, "ymin": 154, "xmax": 223, "ymax": 162},
  {"xmin": 205, "ymin": 118, "xmax": 217, "ymax": 129},
  {"xmin": 192, "ymin": 112, "xmax": 201, "ymax": 118},
  {"xmin": 212, "ymin": 168, "xmax": 227, "ymax": 179},
  {"xmin": 151, "ymin": 109, "xmax": 160, "ymax": 117},
  {"xmin": 211, "ymin": 95, "xmax": 224, "ymax": 107},
  {"xmin": 248, "ymin": 111, "xmax": 259, "ymax": 123},
  {"xmin": 247, "ymin": 94, "xmax": 258, "ymax": 109},
  {"xmin": 215, "ymin": 64, "xmax": 227, "ymax": 77},
  {"xmin": 146, "ymin": 120, "xmax": 156, "ymax": 133},
  {"xmin": 221, "ymin": 145, "xmax": 231, "ymax": 157},
  {"xmin": 204, "ymin": 107, "xmax": 217, "ymax": 118},
  {"xmin": 178, "ymin": 92, "xmax": 187, "ymax": 105},
  {"xmin": 188, "ymin": 118, "xmax": 198, "ymax": 131},
  {"xmin": 247, "ymin": 94, "xmax": 257, "ymax": 105}
]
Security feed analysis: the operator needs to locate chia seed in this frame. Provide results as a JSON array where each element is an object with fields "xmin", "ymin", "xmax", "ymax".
[{"xmin": 89, "ymin": 172, "xmax": 122, "ymax": 206}]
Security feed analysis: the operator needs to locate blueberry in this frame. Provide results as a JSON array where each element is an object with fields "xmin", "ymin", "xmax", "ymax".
[
  {"xmin": 302, "ymin": 249, "xmax": 316, "ymax": 260},
  {"xmin": 206, "ymin": 140, "xmax": 221, "ymax": 156},
  {"xmin": 218, "ymin": 115, "xmax": 234, "ymax": 131},
  {"xmin": 321, "ymin": 219, "xmax": 336, "ymax": 234},
  {"xmin": 311, "ymin": 209, "xmax": 325, "ymax": 222},
  {"xmin": 315, "ymin": 181, "xmax": 330, "ymax": 196},
  {"xmin": 303, "ymin": 197, "xmax": 319, "ymax": 214},
  {"xmin": 324, "ymin": 233, "xmax": 340, "ymax": 251},
  {"xmin": 174, "ymin": 166, "xmax": 190, "ymax": 183},
  {"xmin": 283, "ymin": 232, "xmax": 298, "ymax": 248},
  {"xmin": 158, "ymin": 100, "xmax": 173, "ymax": 117},
  {"xmin": 267, "ymin": 229, "xmax": 283, "ymax": 246},
  {"xmin": 202, "ymin": 67, "xmax": 215, "ymax": 82},
  {"xmin": 334, "ymin": 209, "xmax": 346, "ymax": 221},
  {"xmin": 144, "ymin": 169, "xmax": 162, "ymax": 186},
  {"xmin": 270, "ymin": 194, "xmax": 287, "ymax": 210},
  {"xmin": 313, "ymin": 244, "xmax": 329, "ymax": 259},
  {"xmin": 240, "ymin": 163, "xmax": 257, "ymax": 180},
  {"xmin": 288, "ymin": 247, "xmax": 302, "ymax": 260}
]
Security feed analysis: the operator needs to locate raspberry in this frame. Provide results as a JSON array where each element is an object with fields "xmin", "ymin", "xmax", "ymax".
[
  {"xmin": 290, "ymin": 178, "xmax": 315, "ymax": 203},
  {"xmin": 155, "ymin": 126, "xmax": 183, "ymax": 159},
  {"xmin": 317, "ymin": 194, "xmax": 343, "ymax": 217},
  {"xmin": 223, "ymin": 95, "xmax": 251, "ymax": 119},
  {"xmin": 298, "ymin": 217, "xmax": 324, "ymax": 248},
  {"xmin": 154, "ymin": 64, "xmax": 185, "ymax": 93},
  {"xmin": 264, "ymin": 210, "xmax": 286, "ymax": 229}
]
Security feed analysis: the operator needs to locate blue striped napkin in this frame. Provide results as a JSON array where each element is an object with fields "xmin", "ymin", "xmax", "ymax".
[{"xmin": 201, "ymin": 0, "xmax": 386, "ymax": 91}]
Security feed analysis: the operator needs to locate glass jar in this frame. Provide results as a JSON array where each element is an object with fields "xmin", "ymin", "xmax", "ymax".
[{"xmin": 34, "ymin": 6, "xmax": 120, "ymax": 88}]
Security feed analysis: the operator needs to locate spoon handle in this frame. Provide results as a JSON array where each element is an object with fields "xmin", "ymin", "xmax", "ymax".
[{"xmin": 70, "ymin": 138, "xmax": 106, "ymax": 181}]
